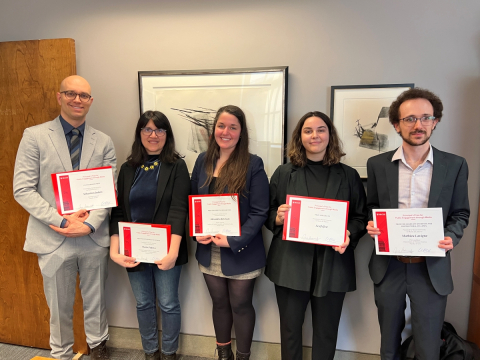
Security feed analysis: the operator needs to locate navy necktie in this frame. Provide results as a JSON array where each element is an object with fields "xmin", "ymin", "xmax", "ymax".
[{"xmin": 70, "ymin": 129, "xmax": 81, "ymax": 170}]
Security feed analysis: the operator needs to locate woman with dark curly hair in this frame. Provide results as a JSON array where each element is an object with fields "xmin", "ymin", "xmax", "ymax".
[
  {"xmin": 191, "ymin": 105, "xmax": 269, "ymax": 360},
  {"xmin": 110, "ymin": 111, "xmax": 190, "ymax": 360},
  {"xmin": 265, "ymin": 111, "xmax": 368, "ymax": 360}
]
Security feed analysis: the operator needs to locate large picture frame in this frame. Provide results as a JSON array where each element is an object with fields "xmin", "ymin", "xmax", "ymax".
[
  {"xmin": 330, "ymin": 83, "xmax": 414, "ymax": 178},
  {"xmin": 138, "ymin": 67, "xmax": 288, "ymax": 178}
]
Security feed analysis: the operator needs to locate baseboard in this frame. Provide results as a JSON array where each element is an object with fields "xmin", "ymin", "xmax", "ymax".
[{"xmin": 107, "ymin": 327, "xmax": 379, "ymax": 360}]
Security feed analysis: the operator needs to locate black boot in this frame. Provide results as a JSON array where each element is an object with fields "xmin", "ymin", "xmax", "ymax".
[
  {"xmin": 145, "ymin": 351, "xmax": 161, "ymax": 360},
  {"xmin": 236, "ymin": 350, "xmax": 250, "ymax": 360},
  {"xmin": 216, "ymin": 343, "xmax": 234, "ymax": 360}
]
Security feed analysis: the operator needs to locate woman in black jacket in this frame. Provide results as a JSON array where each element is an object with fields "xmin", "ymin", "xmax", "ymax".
[
  {"xmin": 265, "ymin": 111, "xmax": 367, "ymax": 360},
  {"xmin": 110, "ymin": 111, "xmax": 190, "ymax": 360}
]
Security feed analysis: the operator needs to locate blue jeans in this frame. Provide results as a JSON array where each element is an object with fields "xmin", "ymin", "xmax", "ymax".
[{"xmin": 127, "ymin": 264, "xmax": 182, "ymax": 355}]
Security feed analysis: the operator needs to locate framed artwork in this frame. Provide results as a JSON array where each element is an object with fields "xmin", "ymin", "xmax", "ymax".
[
  {"xmin": 138, "ymin": 67, "xmax": 288, "ymax": 178},
  {"xmin": 330, "ymin": 83, "xmax": 414, "ymax": 178}
]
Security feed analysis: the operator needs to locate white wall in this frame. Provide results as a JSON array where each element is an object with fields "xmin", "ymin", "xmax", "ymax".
[{"xmin": 2, "ymin": 0, "xmax": 479, "ymax": 354}]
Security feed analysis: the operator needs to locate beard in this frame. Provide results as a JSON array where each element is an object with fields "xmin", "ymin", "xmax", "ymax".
[{"xmin": 399, "ymin": 129, "xmax": 431, "ymax": 147}]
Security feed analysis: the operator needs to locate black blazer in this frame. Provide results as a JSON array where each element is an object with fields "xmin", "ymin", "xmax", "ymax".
[
  {"xmin": 367, "ymin": 147, "xmax": 470, "ymax": 295},
  {"xmin": 110, "ymin": 158, "xmax": 191, "ymax": 271},
  {"xmin": 191, "ymin": 152, "xmax": 269, "ymax": 276},
  {"xmin": 265, "ymin": 162, "xmax": 367, "ymax": 297}
]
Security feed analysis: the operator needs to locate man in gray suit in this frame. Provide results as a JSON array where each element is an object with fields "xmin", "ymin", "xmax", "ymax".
[
  {"xmin": 13, "ymin": 75, "xmax": 116, "ymax": 360},
  {"xmin": 366, "ymin": 88, "xmax": 469, "ymax": 360}
]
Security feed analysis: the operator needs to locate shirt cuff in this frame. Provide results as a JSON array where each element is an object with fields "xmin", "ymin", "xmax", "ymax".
[
  {"xmin": 84, "ymin": 221, "xmax": 95, "ymax": 234},
  {"xmin": 60, "ymin": 218, "xmax": 67, "ymax": 228}
]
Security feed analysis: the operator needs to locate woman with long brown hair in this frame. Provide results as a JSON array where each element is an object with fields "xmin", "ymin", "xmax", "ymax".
[
  {"xmin": 265, "ymin": 111, "xmax": 367, "ymax": 360},
  {"xmin": 191, "ymin": 105, "xmax": 269, "ymax": 360}
]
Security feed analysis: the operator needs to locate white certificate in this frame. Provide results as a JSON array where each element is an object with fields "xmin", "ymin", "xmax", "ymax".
[
  {"xmin": 189, "ymin": 194, "xmax": 241, "ymax": 237},
  {"xmin": 372, "ymin": 208, "xmax": 445, "ymax": 257},
  {"xmin": 51, "ymin": 166, "xmax": 117, "ymax": 215},
  {"xmin": 283, "ymin": 195, "xmax": 349, "ymax": 246},
  {"xmin": 118, "ymin": 222, "xmax": 170, "ymax": 263}
]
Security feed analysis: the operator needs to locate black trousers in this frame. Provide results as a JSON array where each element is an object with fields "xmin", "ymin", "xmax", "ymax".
[
  {"xmin": 374, "ymin": 259, "xmax": 447, "ymax": 360},
  {"xmin": 275, "ymin": 284, "xmax": 346, "ymax": 360}
]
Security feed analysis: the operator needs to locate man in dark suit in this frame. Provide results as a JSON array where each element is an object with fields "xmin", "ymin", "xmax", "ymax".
[{"xmin": 366, "ymin": 88, "xmax": 469, "ymax": 360}]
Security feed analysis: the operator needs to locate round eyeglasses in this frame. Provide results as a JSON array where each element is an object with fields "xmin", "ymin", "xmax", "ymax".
[
  {"xmin": 399, "ymin": 116, "xmax": 436, "ymax": 126},
  {"xmin": 141, "ymin": 127, "xmax": 167, "ymax": 137},
  {"xmin": 60, "ymin": 91, "xmax": 92, "ymax": 102}
]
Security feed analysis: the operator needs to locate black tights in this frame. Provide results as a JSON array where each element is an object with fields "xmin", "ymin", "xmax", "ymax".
[{"xmin": 203, "ymin": 273, "xmax": 256, "ymax": 354}]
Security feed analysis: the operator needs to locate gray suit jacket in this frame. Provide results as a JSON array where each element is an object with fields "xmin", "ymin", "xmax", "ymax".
[
  {"xmin": 13, "ymin": 117, "xmax": 117, "ymax": 254},
  {"xmin": 367, "ymin": 146, "xmax": 470, "ymax": 295}
]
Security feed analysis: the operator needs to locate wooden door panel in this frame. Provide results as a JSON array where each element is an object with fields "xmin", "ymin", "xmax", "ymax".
[{"xmin": 0, "ymin": 38, "xmax": 88, "ymax": 354}]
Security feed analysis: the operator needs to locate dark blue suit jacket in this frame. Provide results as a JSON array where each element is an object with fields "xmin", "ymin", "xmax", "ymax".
[{"xmin": 191, "ymin": 152, "xmax": 269, "ymax": 276}]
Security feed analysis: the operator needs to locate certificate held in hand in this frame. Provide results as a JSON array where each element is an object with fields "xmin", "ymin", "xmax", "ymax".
[
  {"xmin": 373, "ymin": 208, "xmax": 445, "ymax": 257},
  {"xmin": 189, "ymin": 194, "xmax": 241, "ymax": 237},
  {"xmin": 51, "ymin": 166, "xmax": 117, "ymax": 215},
  {"xmin": 283, "ymin": 195, "xmax": 349, "ymax": 246},
  {"xmin": 119, "ymin": 222, "xmax": 171, "ymax": 263}
]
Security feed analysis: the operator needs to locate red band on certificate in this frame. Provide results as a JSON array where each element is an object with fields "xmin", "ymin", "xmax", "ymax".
[
  {"xmin": 59, "ymin": 175, "xmax": 73, "ymax": 211},
  {"xmin": 123, "ymin": 227, "xmax": 132, "ymax": 257},
  {"xmin": 375, "ymin": 211, "xmax": 390, "ymax": 252},
  {"xmin": 194, "ymin": 199, "xmax": 203, "ymax": 234},
  {"xmin": 289, "ymin": 200, "xmax": 301, "ymax": 238}
]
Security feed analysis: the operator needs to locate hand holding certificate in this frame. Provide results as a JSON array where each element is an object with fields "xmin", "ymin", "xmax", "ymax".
[
  {"xmin": 51, "ymin": 166, "xmax": 117, "ymax": 215},
  {"xmin": 189, "ymin": 194, "xmax": 241, "ymax": 237},
  {"xmin": 283, "ymin": 195, "xmax": 349, "ymax": 246},
  {"xmin": 372, "ymin": 208, "xmax": 445, "ymax": 257},
  {"xmin": 119, "ymin": 222, "xmax": 171, "ymax": 263}
]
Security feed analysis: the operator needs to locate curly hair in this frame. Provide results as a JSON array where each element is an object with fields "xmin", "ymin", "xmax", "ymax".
[
  {"xmin": 288, "ymin": 111, "xmax": 345, "ymax": 167},
  {"xmin": 389, "ymin": 88, "xmax": 443, "ymax": 126}
]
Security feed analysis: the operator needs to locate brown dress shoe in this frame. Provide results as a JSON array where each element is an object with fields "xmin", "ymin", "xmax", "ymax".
[
  {"xmin": 161, "ymin": 353, "xmax": 177, "ymax": 360},
  {"xmin": 145, "ymin": 350, "xmax": 161, "ymax": 360},
  {"xmin": 90, "ymin": 340, "xmax": 109, "ymax": 359}
]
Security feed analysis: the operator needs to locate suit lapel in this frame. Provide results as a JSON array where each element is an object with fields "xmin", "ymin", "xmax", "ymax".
[
  {"xmin": 80, "ymin": 124, "xmax": 97, "ymax": 170},
  {"xmin": 324, "ymin": 164, "xmax": 342, "ymax": 199},
  {"xmin": 123, "ymin": 165, "xmax": 135, "ymax": 222},
  {"xmin": 289, "ymin": 166, "xmax": 309, "ymax": 197},
  {"xmin": 154, "ymin": 161, "xmax": 173, "ymax": 214},
  {"xmin": 385, "ymin": 154, "xmax": 399, "ymax": 208},
  {"xmin": 428, "ymin": 147, "xmax": 446, "ymax": 207},
  {"xmin": 48, "ymin": 118, "xmax": 72, "ymax": 171}
]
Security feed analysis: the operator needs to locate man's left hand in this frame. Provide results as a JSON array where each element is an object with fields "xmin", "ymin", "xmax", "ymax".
[
  {"xmin": 438, "ymin": 236, "xmax": 454, "ymax": 251},
  {"xmin": 50, "ymin": 214, "xmax": 91, "ymax": 237}
]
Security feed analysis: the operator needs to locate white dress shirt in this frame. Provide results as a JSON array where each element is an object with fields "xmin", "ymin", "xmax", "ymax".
[{"xmin": 392, "ymin": 144, "xmax": 434, "ymax": 209}]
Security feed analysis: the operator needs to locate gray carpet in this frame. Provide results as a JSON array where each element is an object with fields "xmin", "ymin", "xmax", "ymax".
[{"xmin": 0, "ymin": 343, "xmax": 210, "ymax": 360}]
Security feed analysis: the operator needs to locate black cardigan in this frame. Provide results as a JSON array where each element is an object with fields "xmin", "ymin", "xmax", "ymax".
[
  {"xmin": 265, "ymin": 162, "xmax": 367, "ymax": 296},
  {"xmin": 110, "ymin": 158, "xmax": 191, "ymax": 270}
]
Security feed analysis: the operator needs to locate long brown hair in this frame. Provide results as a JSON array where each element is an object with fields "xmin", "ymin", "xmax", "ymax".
[
  {"xmin": 202, "ymin": 105, "xmax": 250, "ymax": 195},
  {"xmin": 288, "ymin": 111, "xmax": 345, "ymax": 167}
]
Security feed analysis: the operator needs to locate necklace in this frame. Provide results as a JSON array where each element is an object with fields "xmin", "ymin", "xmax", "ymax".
[{"xmin": 140, "ymin": 160, "xmax": 159, "ymax": 172}]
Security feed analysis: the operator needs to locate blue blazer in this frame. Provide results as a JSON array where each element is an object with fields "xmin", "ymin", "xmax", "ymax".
[{"xmin": 191, "ymin": 152, "xmax": 269, "ymax": 276}]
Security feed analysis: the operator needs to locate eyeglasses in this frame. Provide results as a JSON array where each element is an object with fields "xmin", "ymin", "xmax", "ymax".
[
  {"xmin": 399, "ymin": 116, "xmax": 436, "ymax": 126},
  {"xmin": 141, "ymin": 127, "xmax": 167, "ymax": 137},
  {"xmin": 60, "ymin": 91, "xmax": 92, "ymax": 102}
]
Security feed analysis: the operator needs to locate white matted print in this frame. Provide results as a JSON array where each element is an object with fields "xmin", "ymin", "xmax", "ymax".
[
  {"xmin": 330, "ymin": 84, "xmax": 414, "ymax": 178},
  {"xmin": 139, "ymin": 68, "xmax": 288, "ymax": 178}
]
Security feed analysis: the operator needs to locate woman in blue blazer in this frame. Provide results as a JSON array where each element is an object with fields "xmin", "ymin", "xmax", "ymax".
[{"xmin": 191, "ymin": 105, "xmax": 269, "ymax": 360}]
